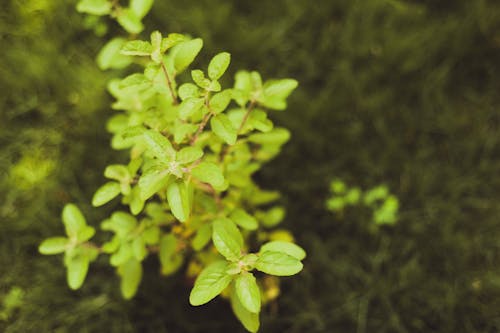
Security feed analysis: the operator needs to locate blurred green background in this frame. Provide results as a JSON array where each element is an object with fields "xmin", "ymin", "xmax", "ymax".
[{"xmin": 1, "ymin": 0, "xmax": 500, "ymax": 332}]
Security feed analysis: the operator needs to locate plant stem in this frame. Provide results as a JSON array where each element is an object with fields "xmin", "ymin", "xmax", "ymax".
[
  {"xmin": 161, "ymin": 61, "xmax": 178, "ymax": 105},
  {"xmin": 190, "ymin": 93, "xmax": 214, "ymax": 145}
]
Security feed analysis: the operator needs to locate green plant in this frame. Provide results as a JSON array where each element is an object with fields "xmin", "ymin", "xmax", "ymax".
[
  {"xmin": 326, "ymin": 179, "xmax": 399, "ymax": 226},
  {"xmin": 39, "ymin": 1, "xmax": 305, "ymax": 331}
]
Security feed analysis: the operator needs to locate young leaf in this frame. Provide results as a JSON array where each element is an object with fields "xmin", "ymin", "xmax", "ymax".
[
  {"xmin": 62, "ymin": 204, "xmax": 86, "ymax": 239},
  {"xmin": 208, "ymin": 52, "xmax": 231, "ymax": 80},
  {"xmin": 39, "ymin": 237, "xmax": 68, "ymax": 255},
  {"xmin": 210, "ymin": 90, "xmax": 232, "ymax": 114},
  {"xmin": 143, "ymin": 130, "xmax": 175, "ymax": 162},
  {"xmin": 255, "ymin": 251, "xmax": 303, "ymax": 276},
  {"xmin": 117, "ymin": 9, "xmax": 144, "ymax": 34},
  {"xmin": 176, "ymin": 146, "xmax": 203, "ymax": 164},
  {"xmin": 212, "ymin": 218, "xmax": 243, "ymax": 261},
  {"xmin": 230, "ymin": 288, "xmax": 260, "ymax": 333},
  {"xmin": 260, "ymin": 241, "xmax": 306, "ymax": 260},
  {"xmin": 248, "ymin": 128, "xmax": 291, "ymax": 145},
  {"xmin": 76, "ymin": 0, "xmax": 111, "ymax": 15},
  {"xmin": 77, "ymin": 225, "xmax": 96, "ymax": 243},
  {"xmin": 166, "ymin": 180, "xmax": 191, "ymax": 222},
  {"xmin": 104, "ymin": 164, "xmax": 130, "ymax": 182},
  {"xmin": 258, "ymin": 79, "xmax": 298, "ymax": 110},
  {"xmin": 178, "ymin": 83, "xmax": 200, "ymax": 101},
  {"xmin": 230, "ymin": 209, "xmax": 258, "ymax": 230},
  {"xmin": 130, "ymin": 0, "xmax": 154, "ymax": 19},
  {"xmin": 138, "ymin": 167, "xmax": 170, "ymax": 201},
  {"xmin": 178, "ymin": 97, "xmax": 204, "ymax": 120},
  {"xmin": 97, "ymin": 38, "xmax": 132, "ymax": 70},
  {"xmin": 211, "ymin": 114, "xmax": 237, "ymax": 145},
  {"xmin": 66, "ymin": 254, "xmax": 89, "ymax": 290},
  {"xmin": 173, "ymin": 39, "xmax": 203, "ymax": 73},
  {"xmin": 235, "ymin": 273, "xmax": 261, "ymax": 313},
  {"xmin": 159, "ymin": 234, "xmax": 183, "ymax": 275},
  {"xmin": 161, "ymin": 33, "xmax": 185, "ymax": 52},
  {"xmin": 118, "ymin": 258, "xmax": 142, "ymax": 299},
  {"xmin": 189, "ymin": 261, "xmax": 233, "ymax": 306},
  {"xmin": 191, "ymin": 162, "xmax": 225, "ymax": 189},
  {"xmin": 121, "ymin": 40, "xmax": 153, "ymax": 57},
  {"xmin": 192, "ymin": 223, "xmax": 212, "ymax": 251},
  {"xmin": 150, "ymin": 31, "xmax": 163, "ymax": 63},
  {"xmin": 92, "ymin": 182, "xmax": 121, "ymax": 207}
]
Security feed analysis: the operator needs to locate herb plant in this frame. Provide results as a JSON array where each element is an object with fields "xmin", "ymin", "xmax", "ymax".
[{"xmin": 39, "ymin": 1, "xmax": 305, "ymax": 331}]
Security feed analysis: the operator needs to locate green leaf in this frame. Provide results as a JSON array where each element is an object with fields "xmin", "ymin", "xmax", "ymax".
[
  {"xmin": 248, "ymin": 128, "xmax": 291, "ymax": 145},
  {"xmin": 212, "ymin": 218, "xmax": 243, "ymax": 261},
  {"xmin": 210, "ymin": 90, "xmax": 232, "ymax": 114},
  {"xmin": 130, "ymin": 0, "xmax": 154, "ymax": 18},
  {"xmin": 39, "ymin": 237, "xmax": 68, "ymax": 255},
  {"xmin": 119, "ymin": 73, "xmax": 151, "ymax": 90},
  {"xmin": 97, "ymin": 38, "xmax": 132, "ymax": 70},
  {"xmin": 150, "ymin": 31, "xmax": 163, "ymax": 63},
  {"xmin": 62, "ymin": 204, "xmax": 86, "ymax": 239},
  {"xmin": 259, "ymin": 206, "xmax": 285, "ymax": 228},
  {"xmin": 92, "ymin": 182, "xmax": 121, "ymax": 207},
  {"xmin": 211, "ymin": 114, "xmax": 237, "ymax": 145},
  {"xmin": 230, "ymin": 288, "xmax": 260, "ymax": 332},
  {"xmin": 173, "ymin": 38, "xmax": 203, "ymax": 73},
  {"xmin": 230, "ymin": 209, "xmax": 258, "ymax": 230},
  {"xmin": 178, "ymin": 97, "xmax": 204, "ymax": 120},
  {"xmin": 66, "ymin": 254, "xmax": 89, "ymax": 290},
  {"xmin": 208, "ymin": 52, "xmax": 231, "ymax": 80},
  {"xmin": 173, "ymin": 123, "xmax": 198, "ymax": 144},
  {"xmin": 138, "ymin": 167, "xmax": 170, "ymax": 201},
  {"xmin": 235, "ymin": 273, "xmax": 261, "ymax": 313},
  {"xmin": 189, "ymin": 261, "xmax": 233, "ymax": 306},
  {"xmin": 191, "ymin": 223, "xmax": 212, "ymax": 251},
  {"xmin": 159, "ymin": 234, "xmax": 183, "ymax": 275},
  {"xmin": 128, "ymin": 186, "xmax": 145, "ymax": 215},
  {"xmin": 143, "ymin": 130, "xmax": 175, "ymax": 162},
  {"xmin": 161, "ymin": 33, "xmax": 185, "ymax": 52},
  {"xmin": 233, "ymin": 70, "xmax": 252, "ymax": 106},
  {"xmin": 191, "ymin": 162, "xmax": 225, "ymax": 189},
  {"xmin": 120, "ymin": 40, "xmax": 152, "ymax": 56},
  {"xmin": 258, "ymin": 79, "xmax": 298, "ymax": 110},
  {"xmin": 166, "ymin": 180, "xmax": 191, "ymax": 222},
  {"xmin": 255, "ymin": 251, "xmax": 303, "ymax": 276},
  {"xmin": 104, "ymin": 164, "xmax": 130, "ymax": 182},
  {"xmin": 132, "ymin": 236, "xmax": 147, "ymax": 261},
  {"xmin": 102, "ymin": 212, "xmax": 137, "ymax": 238},
  {"xmin": 260, "ymin": 241, "xmax": 306, "ymax": 260},
  {"xmin": 191, "ymin": 69, "xmax": 210, "ymax": 89},
  {"xmin": 117, "ymin": 9, "xmax": 144, "ymax": 34},
  {"xmin": 178, "ymin": 83, "xmax": 200, "ymax": 101},
  {"xmin": 118, "ymin": 258, "xmax": 142, "ymax": 299},
  {"xmin": 77, "ymin": 225, "xmax": 96, "ymax": 243},
  {"xmin": 176, "ymin": 147, "xmax": 203, "ymax": 164},
  {"xmin": 76, "ymin": 0, "xmax": 111, "ymax": 15},
  {"xmin": 109, "ymin": 243, "xmax": 133, "ymax": 266}
]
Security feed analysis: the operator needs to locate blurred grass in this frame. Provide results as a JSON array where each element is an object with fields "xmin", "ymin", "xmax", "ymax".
[{"xmin": 1, "ymin": 0, "xmax": 500, "ymax": 332}]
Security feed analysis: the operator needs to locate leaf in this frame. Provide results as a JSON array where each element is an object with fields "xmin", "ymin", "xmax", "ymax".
[
  {"xmin": 92, "ymin": 182, "xmax": 121, "ymax": 207},
  {"xmin": 178, "ymin": 83, "xmax": 200, "ymax": 101},
  {"xmin": 212, "ymin": 218, "xmax": 243, "ymax": 261},
  {"xmin": 189, "ymin": 261, "xmax": 233, "ymax": 306},
  {"xmin": 161, "ymin": 33, "xmax": 185, "ymax": 52},
  {"xmin": 77, "ymin": 225, "xmax": 96, "ymax": 243},
  {"xmin": 118, "ymin": 258, "xmax": 142, "ymax": 299},
  {"xmin": 159, "ymin": 234, "xmax": 183, "ymax": 275},
  {"xmin": 76, "ymin": 0, "xmax": 111, "ymax": 15},
  {"xmin": 132, "ymin": 236, "xmax": 147, "ymax": 261},
  {"xmin": 176, "ymin": 147, "xmax": 203, "ymax": 164},
  {"xmin": 102, "ymin": 212, "xmax": 137, "ymax": 238},
  {"xmin": 208, "ymin": 52, "xmax": 231, "ymax": 80},
  {"xmin": 117, "ymin": 9, "xmax": 144, "ymax": 34},
  {"xmin": 39, "ymin": 237, "xmax": 68, "ymax": 255},
  {"xmin": 62, "ymin": 204, "xmax": 86, "ymax": 239},
  {"xmin": 191, "ymin": 162, "xmax": 225, "ymax": 189},
  {"xmin": 211, "ymin": 114, "xmax": 237, "ymax": 145},
  {"xmin": 130, "ymin": 0, "xmax": 154, "ymax": 18},
  {"xmin": 128, "ymin": 186, "xmax": 145, "ymax": 215},
  {"xmin": 191, "ymin": 69, "xmax": 210, "ymax": 89},
  {"xmin": 173, "ymin": 123, "xmax": 198, "ymax": 144},
  {"xmin": 230, "ymin": 288, "xmax": 260, "ymax": 332},
  {"xmin": 260, "ymin": 241, "xmax": 306, "ymax": 260},
  {"xmin": 173, "ymin": 38, "xmax": 203, "ymax": 73},
  {"xmin": 248, "ymin": 128, "xmax": 291, "ymax": 145},
  {"xmin": 104, "ymin": 164, "xmax": 130, "ymax": 182},
  {"xmin": 119, "ymin": 73, "xmax": 151, "ymax": 90},
  {"xmin": 120, "ymin": 40, "xmax": 152, "ymax": 56},
  {"xmin": 255, "ymin": 251, "xmax": 303, "ymax": 276},
  {"xmin": 178, "ymin": 97, "xmax": 204, "ymax": 120},
  {"xmin": 259, "ymin": 206, "xmax": 285, "ymax": 228},
  {"xmin": 166, "ymin": 180, "xmax": 191, "ymax": 222},
  {"xmin": 138, "ymin": 166, "xmax": 170, "ymax": 200},
  {"xmin": 210, "ymin": 90, "xmax": 232, "ymax": 114},
  {"xmin": 233, "ymin": 70, "xmax": 252, "ymax": 106},
  {"xmin": 230, "ymin": 209, "xmax": 258, "ymax": 230},
  {"xmin": 257, "ymin": 79, "xmax": 298, "ymax": 110},
  {"xmin": 191, "ymin": 223, "xmax": 212, "ymax": 251},
  {"xmin": 97, "ymin": 38, "xmax": 132, "ymax": 70},
  {"xmin": 143, "ymin": 130, "xmax": 175, "ymax": 162},
  {"xmin": 66, "ymin": 254, "xmax": 89, "ymax": 290},
  {"xmin": 235, "ymin": 273, "xmax": 261, "ymax": 313},
  {"xmin": 150, "ymin": 31, "xmax": 163, "ymax": 63}
]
